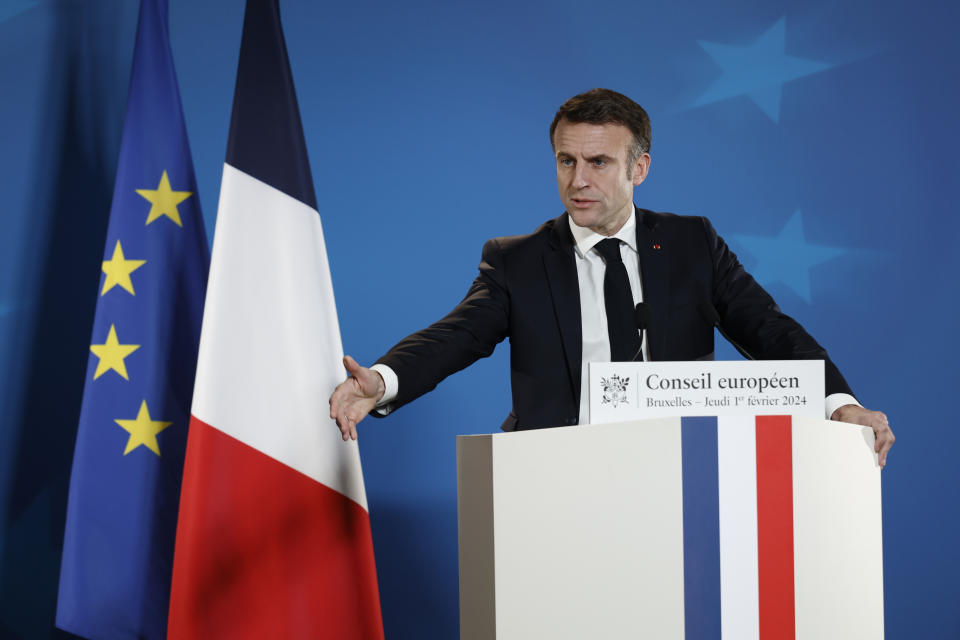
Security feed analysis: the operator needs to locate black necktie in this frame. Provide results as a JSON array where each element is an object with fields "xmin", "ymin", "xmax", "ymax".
[{"xmin": 595, "ymin": 238, "xmax": 642, "ymax": 362}]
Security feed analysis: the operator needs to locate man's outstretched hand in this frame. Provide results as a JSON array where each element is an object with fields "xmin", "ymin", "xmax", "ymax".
[
  {"xmin": 329, "ymin": 355, "xmax": 385, "ymax": 441},
  {"xmin": 831, "ymin": 404, "xmax": 895, "ymax": 467}
]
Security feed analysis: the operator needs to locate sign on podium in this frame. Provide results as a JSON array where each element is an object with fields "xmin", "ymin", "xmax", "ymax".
[{"xmin": 588, "ymin": 359, "xmax": 825, "ymax": 422}]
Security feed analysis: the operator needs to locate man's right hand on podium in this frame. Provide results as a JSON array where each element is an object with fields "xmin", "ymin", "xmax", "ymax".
[{"xmin": 329, "ymin": 355, "xmax": 384, "ymax": 442}]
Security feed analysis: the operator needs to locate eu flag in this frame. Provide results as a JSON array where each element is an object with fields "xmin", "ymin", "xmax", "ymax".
[{"xmin": 55, "ymin": 0, "xmax": 209, "ymax": 637}]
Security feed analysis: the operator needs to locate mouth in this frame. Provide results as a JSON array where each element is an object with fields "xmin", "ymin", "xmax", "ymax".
[{"xmin": 569, "ymin": 198, "xmax": 597, "ymax": 208}]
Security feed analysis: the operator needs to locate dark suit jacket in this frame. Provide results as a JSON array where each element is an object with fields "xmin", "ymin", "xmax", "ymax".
[{"xmin": 376, "ymin": 208, "xmax": 854, "ymax": 431}]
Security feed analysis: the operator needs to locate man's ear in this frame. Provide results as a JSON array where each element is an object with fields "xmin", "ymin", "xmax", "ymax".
[{"xmin": 632, "ymin": 153, "xmax": 651, "ymax": 186}]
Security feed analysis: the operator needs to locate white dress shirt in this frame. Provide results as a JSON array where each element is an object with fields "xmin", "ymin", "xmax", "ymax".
[
  {"xmin": 372, "ymin": 209, "xmax": 858, "ymax": 422},
  {"xmin": 568, "ymin": 210, "xmax": 646, "ymax": 425}
]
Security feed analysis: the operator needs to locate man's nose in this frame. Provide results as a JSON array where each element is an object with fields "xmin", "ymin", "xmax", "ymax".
[{"xmin": 572, "ymin": 164, "xmax": 588, "ymax": 189}]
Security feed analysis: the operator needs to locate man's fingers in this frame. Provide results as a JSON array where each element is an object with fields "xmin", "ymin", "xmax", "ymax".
[
  {"xmin": 344, "ymin": 412, "xmax": 358, "ymax": 441},
  {"xmin": 337, "ymin": 414, "xmax": 352, "ymax": 441},
  {"xmin": 343, "ymin": 354, "xmax": 363, "ymax": 378},
  {"xmin": 872, "ymin": 417, "xmax": 894, "ymax": 467},
  {"xmin": 333, "ymin": 410, "xmax": 362, "ymax": 442},
  {"xmin": 878, "ymin": 430, "xmax": 894, "ymax": 467}
]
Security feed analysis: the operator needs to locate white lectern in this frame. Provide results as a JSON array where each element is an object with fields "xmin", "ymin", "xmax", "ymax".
[{"xmin": 457, "ymin": 416, "xmax": 883, "ymax": 639}]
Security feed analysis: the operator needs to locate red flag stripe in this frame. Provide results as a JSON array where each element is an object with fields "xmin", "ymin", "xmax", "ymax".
[
  {"xmin": 755, "ymin": 415, "xmax": 796, "ymax": 640},
  {"xmin": 168, "ymin": 416, "xmax": 383, "ymax": 639}
]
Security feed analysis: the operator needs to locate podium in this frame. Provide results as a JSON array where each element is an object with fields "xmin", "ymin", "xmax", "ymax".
[{"xmin": 457, "ymin": 416, "xmax": 884, "ymax": 639}]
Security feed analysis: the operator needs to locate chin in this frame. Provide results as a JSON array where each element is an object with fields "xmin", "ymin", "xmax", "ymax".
[{"xmin": 568, "ymin": 210, "xmax": 596, "ymax": 229}]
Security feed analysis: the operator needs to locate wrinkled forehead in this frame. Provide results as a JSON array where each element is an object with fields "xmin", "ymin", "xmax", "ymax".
[{"xmin": 552, "ymin": 120, "xmax": 634, "ymax": 158}]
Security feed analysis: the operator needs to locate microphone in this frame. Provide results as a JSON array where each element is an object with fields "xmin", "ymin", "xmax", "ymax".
[
  {"xmin": 698, "ymin": 301, "xmax": 755, "ymax": 360},
  {"xmin": 631, "ymin": 303, "xmax": 649, "ymax": 361}
]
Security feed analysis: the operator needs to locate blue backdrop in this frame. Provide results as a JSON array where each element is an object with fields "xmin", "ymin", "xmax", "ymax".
[{"xmin": 1, "ymin": 0, "xmax": 957, "ymax": 637}]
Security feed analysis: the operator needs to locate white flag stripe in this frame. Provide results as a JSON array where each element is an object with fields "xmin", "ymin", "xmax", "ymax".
[
  {"xmin": 191, "ymin": 164, "xmax": 367, "ymax": 509},
  {"xmin": 717, "ymin": 415, "xmax": 760, "ymax": 640}
]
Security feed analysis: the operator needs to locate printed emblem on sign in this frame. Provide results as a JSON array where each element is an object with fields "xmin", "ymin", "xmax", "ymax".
[{"xmin": 600, "ymin": 375, "xmax": 630, "ymax": 408}]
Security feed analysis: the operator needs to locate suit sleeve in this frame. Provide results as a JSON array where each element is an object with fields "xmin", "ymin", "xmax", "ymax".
[
  {"xmin": 702, "ymin": 217, "xmax": 855, "ymax": 398},
  {"xmin": 373, "ymin": 238, "xmax": 511, "ymax": 411}
]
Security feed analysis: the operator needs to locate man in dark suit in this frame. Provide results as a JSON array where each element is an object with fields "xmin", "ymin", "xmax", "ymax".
[{"xmin": 329, "ymin": 89, "xmax": 895, "ymax": 465}]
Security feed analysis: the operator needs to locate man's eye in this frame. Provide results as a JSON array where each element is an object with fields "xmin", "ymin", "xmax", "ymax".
[
  {"xmin": 592, "ymin": 159, "xmax": 606, "ymax": 167},
  {"xmin": 559, "ymin": 158, "xmax": 574, "ymax": 167}
]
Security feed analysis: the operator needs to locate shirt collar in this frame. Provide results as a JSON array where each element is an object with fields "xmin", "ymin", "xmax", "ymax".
[{"xmin": 568, "ymin": 207, "xmax": 638, "ymax": 258}]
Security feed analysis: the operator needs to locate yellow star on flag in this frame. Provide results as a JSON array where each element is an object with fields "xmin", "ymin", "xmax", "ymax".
[
  {"xmin": 136, "ymin": 170, "xmax": 192, "ymax": 227},
  {"xmin": 115, "ymin": 400, "xmax": 172, "ymax": 456},
  {"xmin": 89, "ymin": 324, "xmax": 140, "ymax": 380},
  {"xmin": 101, "ymin": 240, "xmax": 146, "ymax": 296}
]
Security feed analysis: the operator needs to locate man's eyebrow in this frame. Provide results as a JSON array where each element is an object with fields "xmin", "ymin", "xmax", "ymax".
[{"xmin": 555, "ymin": 152, "xmax": 615, "ymax": 161}]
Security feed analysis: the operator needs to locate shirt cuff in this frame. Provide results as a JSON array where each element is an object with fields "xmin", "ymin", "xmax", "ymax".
[
  {"xmin": 369, "ymin": 363, "xmax": 399, "ymax": 416},
  {"xmin": 825, "ymin": 393, "xmax": 860, "ymax": 420}
]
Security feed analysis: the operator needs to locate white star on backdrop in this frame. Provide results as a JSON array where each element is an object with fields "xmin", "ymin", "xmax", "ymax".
[
  {"xmin": 693, "ymin": 17, "xmax": 834, "ymax": 122},
  {"xmin": 730, "ymin": 210, "xmax": 847, "ymax": 303}
]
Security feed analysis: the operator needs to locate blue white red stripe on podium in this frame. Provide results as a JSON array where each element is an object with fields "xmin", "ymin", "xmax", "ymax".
[{"xmin": 679, "ymin": 415, "xmax": 798, "ymax": 640}]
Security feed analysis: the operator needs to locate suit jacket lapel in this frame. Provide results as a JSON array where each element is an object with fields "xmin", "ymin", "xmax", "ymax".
[
  {"xmin": 635, "ymin": 208, "xmax": 668, "ymax": 360},
  {"xmin": 543, "ymin": 214, "xmax": 582, "ymax": 408}
]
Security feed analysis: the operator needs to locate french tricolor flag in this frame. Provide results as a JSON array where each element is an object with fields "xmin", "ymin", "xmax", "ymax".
[
  {"xmin": 679, "ymin": 415, "xmax": 883, "ymax": 639},
  {"xmin": 167, "ymin": 1, "xmax": 383, "ymax": 637}
]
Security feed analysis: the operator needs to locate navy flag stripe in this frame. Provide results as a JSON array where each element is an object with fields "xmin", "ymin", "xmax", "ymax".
[
  {"xmin": 681, "ymin": 416, "xmax": 722, "ymax": 638},
  {"xmin": 226, "ymin": 0, "xmax": 317, "ymax": 210}
]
